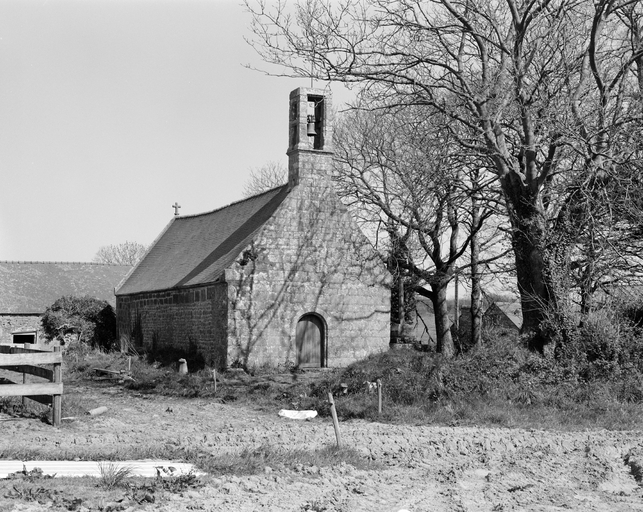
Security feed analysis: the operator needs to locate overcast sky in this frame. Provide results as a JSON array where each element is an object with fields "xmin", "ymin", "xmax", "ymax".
[{"xmin": 0, "ymin": 0, "xmax": 351, "ymax": 263}]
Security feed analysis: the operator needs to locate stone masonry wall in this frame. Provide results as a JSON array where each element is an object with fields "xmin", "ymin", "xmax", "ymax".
[
  {"xmin": 116, "ymin": 283, "xmax": 228, "ymax": 368},
  {"xmin": 226, "ymin": 158, "xmax": 391, "ymax": 368}
]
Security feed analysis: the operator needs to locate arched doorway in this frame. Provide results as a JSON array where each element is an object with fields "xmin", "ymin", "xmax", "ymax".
[{"xmin": 296, "ymin": 314, "xmax": 326, "ymax": 368}]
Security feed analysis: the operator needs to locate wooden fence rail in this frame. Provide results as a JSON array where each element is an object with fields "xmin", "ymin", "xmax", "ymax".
[{"xmin": 0, "ymin": 345, "xmax": 62, "ymax": 427}]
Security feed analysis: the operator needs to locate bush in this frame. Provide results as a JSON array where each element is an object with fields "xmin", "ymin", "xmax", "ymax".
[
  {"xmin": 533, "ymin": 295, "xmax": 643, "ymax": 383},
  {"xmin": 41, "ymin": 296, "xmax": 117, "ymax": 351},
  {"xmin": 621, "ymin": 297, "xmax": 643, "ymax": 328}
]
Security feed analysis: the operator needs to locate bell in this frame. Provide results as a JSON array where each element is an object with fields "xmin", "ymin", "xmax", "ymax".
[{"xmin": 307, "ymin": 115, "xmax": 317, "ymax": 136}]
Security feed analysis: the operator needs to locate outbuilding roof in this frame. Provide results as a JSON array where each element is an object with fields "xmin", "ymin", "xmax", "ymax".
[
  {"xmin": 485, "ymin": 301, "xmax": 523, "ymax": 329},
  {"xmin": 116, "ymin": 185, "xmax": 290, "ymax": 296},
  {"xmin": 0, "ymin": 261, "xmax": 131, "ymax": 314}
]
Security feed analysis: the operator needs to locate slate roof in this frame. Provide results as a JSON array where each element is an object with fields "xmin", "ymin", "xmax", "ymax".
[
  {"xmin": 0, "ymin": 261, "xmax": 132, "ymax": 314},
  {"xmin": 116, "ymin": 185, "xmax": 291, "ymax": 296},
  {"xmin": 486, "ymin": 301, "xmax": 523, "ymax": 329}
]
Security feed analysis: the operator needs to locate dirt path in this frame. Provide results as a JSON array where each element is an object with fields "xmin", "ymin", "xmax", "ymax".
[{"xmin": 1, "ymin": 383, "xmax": 642, "ymax": 511}]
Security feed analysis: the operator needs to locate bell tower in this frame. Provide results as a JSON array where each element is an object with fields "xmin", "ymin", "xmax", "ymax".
[{"xmin": 287, "ymin": 87, "xmax": 333, "ymax": 188}]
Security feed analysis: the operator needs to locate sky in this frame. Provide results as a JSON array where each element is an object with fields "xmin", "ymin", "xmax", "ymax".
[{"xmin": 0, "ymin": 0, "xmax": 352, "ymax": 263}]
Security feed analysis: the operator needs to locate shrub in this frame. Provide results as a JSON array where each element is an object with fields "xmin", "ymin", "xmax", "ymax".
[
  {"xmin": 41, "ymin": 296, "xmax": 117, "ymax": 351},
  {"xmin": 537, "ymin": 297, "xmax": 643, "ymax": 381},
  {"xmin": 620, "ymin": 297, "xmax": 643, "ymax": 328}
]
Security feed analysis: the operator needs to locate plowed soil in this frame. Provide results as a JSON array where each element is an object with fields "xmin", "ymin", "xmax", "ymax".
[{"xmin": 1, "ymin": 377, "xmax": 642, "ymax": 511}]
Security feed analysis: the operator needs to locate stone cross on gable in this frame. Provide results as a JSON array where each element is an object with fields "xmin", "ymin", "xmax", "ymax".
[{"xmin": 172, "ymin": 202, "xmax": 181, "ymax": 216}]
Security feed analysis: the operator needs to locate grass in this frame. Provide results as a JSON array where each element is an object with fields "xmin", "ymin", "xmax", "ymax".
[
  {"xmin": 197, "ymin": 444, "xmax": 379, "ymax": 476},
  {"xmin": 296, "ymin": 335, "xmax": 643, "ymax": 431},
  {"xmin": 97, "ymin": 462, "xmax": 133, "ymax": 490},
  {"xmin": 0, "ymin": 467, "xmax": 203, "ymax": 510},
  {"xmin": 0, "ymin": 388, "xmax": 97, "ymax": 425},
  {"xmin": 7, "ymin": 332, "xmax": 643, "ymax": 435},
  {"xmin": 165, "ymin": 343, "xmax": 640, "ymax": 431},
  {"xmin": 0, "ymin": 443, "xmax": 377, "ymax": 477},
  {"xmin": 59, "ymin": 334, "xmax": 643, "ymax": 432}
]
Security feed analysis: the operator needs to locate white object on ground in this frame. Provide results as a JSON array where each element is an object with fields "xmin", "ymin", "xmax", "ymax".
[
  {"xmin": 0, "ymin": 460, "xmax": 203, "ymax": 478},
  {"xmin": 87, "ymin": 406, "xmax": 108, "ymax": 416},
  {"xmin": 278, "ymin": 409, "xmax": 318, "ymax": 420}
]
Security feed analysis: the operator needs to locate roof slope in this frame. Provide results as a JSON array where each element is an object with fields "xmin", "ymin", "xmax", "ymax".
[
  {"xmin": 485, "ymin": 301, "xmax": 523, "ymax": 329},
  {"xmin": 116, "ymin": 185, "xmax": 291, "ymax": 295},
  {"xmin": 0, "ymin": 262, "xmax": 132, "ymax": 314}
]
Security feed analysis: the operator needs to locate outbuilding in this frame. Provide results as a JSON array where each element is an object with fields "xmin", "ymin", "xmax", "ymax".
[{"xmin": 0, "ymin": 261, "xmax": 131, "ymax": 345}]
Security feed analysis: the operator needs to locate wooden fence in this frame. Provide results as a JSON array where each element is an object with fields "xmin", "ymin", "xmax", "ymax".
[{"xmin": 0, "ymin": 345, "xmax": 62, "ymax": 427}]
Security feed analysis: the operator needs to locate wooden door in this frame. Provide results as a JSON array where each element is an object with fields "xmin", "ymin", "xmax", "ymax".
[{"xmin": 296, "ymin": 314, "xmax": 325, "ymax": 367}]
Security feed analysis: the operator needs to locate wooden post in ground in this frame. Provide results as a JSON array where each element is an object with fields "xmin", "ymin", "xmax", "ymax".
[
  {"xmin": 377, "ymin": 379, "xmax": 382, "ymax": 414},
  {"xmin": 328, "ymin": 392, "xmax": 341, "ymax": 448},
  {"xmin": 52, "ymin": 346, "xmax": 62, "ymax": 427},
  {"xmin": 21, "ymin": 371, "xmax": 26, "ymax": 407}
]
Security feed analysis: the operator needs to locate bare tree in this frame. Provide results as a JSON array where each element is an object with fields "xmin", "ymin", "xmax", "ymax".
[
  {"xmin": 333, "ymin": 104, "xmax": 506, "ymax": 357},
  {"xmin": 242, "ymin": 161, "xmax": 287, "ymax": 198},
  {"xmin": 93, "ymin": 241, "xmax": 148, "ymax": 266},
  {"xmin": 247, "ymin": 0, "xmax": 643, "ymax": 351}
]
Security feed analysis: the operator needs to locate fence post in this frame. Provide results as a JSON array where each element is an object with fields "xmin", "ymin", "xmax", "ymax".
[
  {"xmin": 328, "ymin": 392, "xmax": 341, "ymax": 449},
  {"xmin": 21, "ymin": 371, "xmax": 26, "ymax": 407},
  {"xmin": 377, "ymin": 379, "xmax": 382, "ymax": 415},
  {"xmin": 52, "ymin": 346, "xmax": 62, "ymax": 427}
]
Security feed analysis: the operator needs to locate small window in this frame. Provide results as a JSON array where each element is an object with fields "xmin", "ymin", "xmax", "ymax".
[{"xmin": 12, "ymin": 331, "xmax": 37, "ymax": 344}]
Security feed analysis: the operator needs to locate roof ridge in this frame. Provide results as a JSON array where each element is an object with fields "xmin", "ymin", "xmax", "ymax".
[
  {"xmin": 176, "ymin": 184, "xmax": 288, "ymax": 220},
  {"xmin": 0, "ymin": 261, "xmax": 132, "ymax": 266}
]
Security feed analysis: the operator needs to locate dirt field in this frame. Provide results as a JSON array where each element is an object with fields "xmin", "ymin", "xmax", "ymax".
[{"xmin": 1, "ymin": 379, "xmax": 643, "ymax": 511}]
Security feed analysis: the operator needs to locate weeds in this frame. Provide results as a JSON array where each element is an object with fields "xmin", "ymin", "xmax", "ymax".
[
  {"xmin": 301, "ymin": 498, "xmax": 333, "ymax": 511},
  {"xmin": 286, "ymin": 331, "xmax": 643, "ymax": 431},
  {"xmin": 195, "ymin": 444, "xmax": 378, "ymax": 476},
  {"xmin": 59, "ymin": 334, "xmax": 643, "ymax": 432},
  {"xmin": 0, "ymin": 397, "xmax": 38, "ymax": 419},
  {"xmin": 0, "ymin": 470, "xmax": 200, "ymax": 510},
  {"xmin": 126, "ymin": 469, "xmax": 202, "ymax": 504},
  {"xmin": 97, "ymin": 462, "xmax": 133, "ymax": 490},
  {"xmin": 153, "ymin": 469, "xmax": 201, "ymax": 492},
  {"xmin": 6, "ymin": 466, "xmax": 53, "ymax": 482},
  {"xmin": 52, "ymin": 307, "xmax": 643, "ymax": 435},
  {"xmin": 4, "ymin": 484, "xmax": 59, "ymax": 503}
]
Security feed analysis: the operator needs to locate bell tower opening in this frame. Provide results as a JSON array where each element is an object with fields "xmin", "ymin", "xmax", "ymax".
[
  {"xmin": 287, "ymin": 87, "xmax": 334, "ymax": 188},
  {"xmin": 306, "ymin": 95, "xmax": 324, "ymax": 149}
]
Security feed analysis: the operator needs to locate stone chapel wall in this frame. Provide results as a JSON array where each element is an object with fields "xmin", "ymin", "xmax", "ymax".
[
  {"xmin": 225, "ymin": 174, "xmax": 391, "ymax": 368},
  {"xmin": 116, "ymin": 283, "xmax": 228, "ymax": 367}
]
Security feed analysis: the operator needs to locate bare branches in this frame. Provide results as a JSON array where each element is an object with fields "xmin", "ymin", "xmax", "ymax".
[
  {"xmin": 247, "ymin": 0, "xmax": 643, "ymax": 342},
  {"xmin": 242, "ymin": 161, "xmax": 287, "ymax": 197},
  {"xmin": 93, "ymin": 241, "xmax": 148, "ymax": 266}
]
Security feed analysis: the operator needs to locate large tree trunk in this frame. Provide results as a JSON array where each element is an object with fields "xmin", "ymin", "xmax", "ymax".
[
  {"xmin": 470, "ymin": 200, "xmax": 483, "ymax": 348},
  {"xmin": 501, "ymin": 176, "xmax": 563, "ymax": 351},
  {"xmin": 432, "ymin": 283, "xmax": 455, "ymax": 358}
]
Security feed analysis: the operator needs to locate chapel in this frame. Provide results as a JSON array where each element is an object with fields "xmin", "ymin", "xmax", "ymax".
[{"xmin": 115, "ymin": 88, "xmax": 390, "ymax": 369}]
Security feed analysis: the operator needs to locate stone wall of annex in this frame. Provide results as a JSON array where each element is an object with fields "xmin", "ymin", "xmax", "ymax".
[
  {"xmin": 116, "ymin": 283, "xmax": 228, "ymax": 368},
  {"xmin": 0, "ymin": 315, "xmax": 43, "ymax": 344},
  {"xmin": 225, "ymin": 170, "xmax": 391, "ymax": 368}
]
